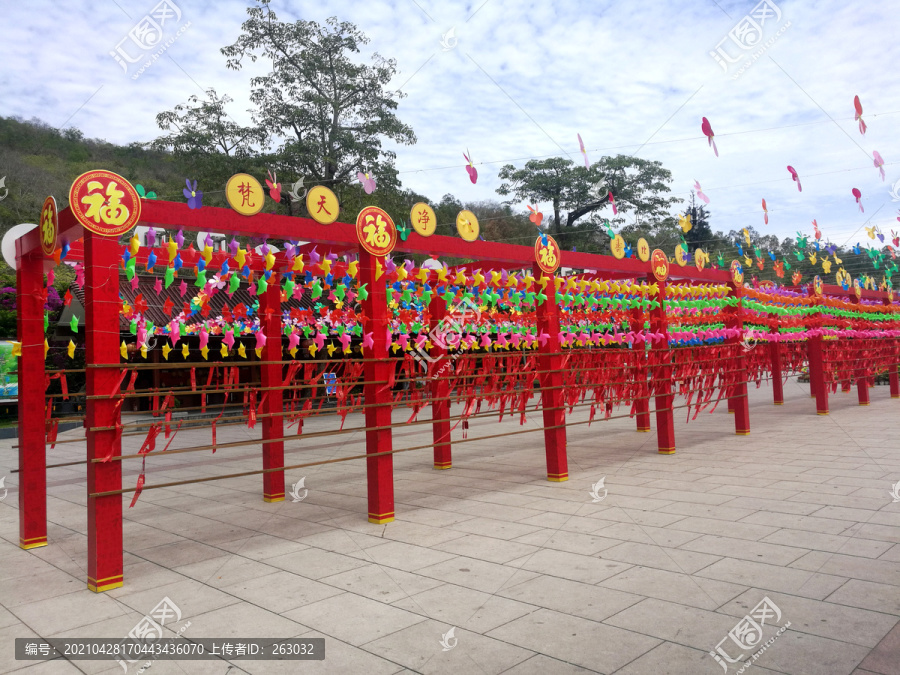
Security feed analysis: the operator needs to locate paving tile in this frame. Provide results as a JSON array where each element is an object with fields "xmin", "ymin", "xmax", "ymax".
[
  {"xmin": 696, "ymin": 558, "xmax": 848, "ymax": 600},
  {"xmin": 486, "ymin": 608, "xmax": 659, "ymax": 673},
  {"xmin": 497, "ymin": 654, "xmax": 595, "ymax": 674},
  {"xmin": 600, "ymin": 565, "xmax": 746, "ymax": 610},
  {"xmin": 599, "ymin": 540, "xmax": 721, "ymax": 574},
  {"xmin": 614, "ymin": 640, "xmax": 784, "ymax": 675},
  {"xmin": 788, "ymin": 551, "xmax": 900, "ymax": 586},
  {"xmin": 392, "ymin": 583, "xmax": 534, "ymax": 633},
  {"xmin": 679, "ymin": 534, "xmax": 809, "ymax": 566},
  {"xmin": 264, "ymin": 547, "xmax": 369, "ymax": 580},
  {"xmin": 446, "ymin": 517, "xmax": 544, "ymax": 541},
  {"xmin": 719, "ymin": 589, "xmax": 897, "ymax": 648},
  {"xmin": 416, "ymin": 556, "xmax": 538, "ymax": 594},
  {"xmin": 356, "ymin": 540, "xmax": 459, "ymax": 572},
  {"xmin": 669, "ymin": 516, "xmax": 780, "ymax": 541},
  {"xmin": 318, "ymin": 563, "xmax": 443, "ymax": 604},
  {"xmin": 176, "ymin": 602, "xmax": 308, "ymax": 639},
  {"xmin": 511, "ymin": 548, "xmax": 632, "ymax": 585},
  {"xmin": 857, "ymin": 620, "xmax": 900, "ymax": 675},
  {"xmin": 219, "ymin": 570, "xmax": 345, "ymax": 614},
  {"xmin": 432, "ymin": 533, "xmax": 540, "ymax": 564},
  {"xmin": 10, "ymin": 589, "xmax": 130, "ymax": 636},
  {"xmin": 497, "ymin": 574, "xmax": 642, "ymax": 622},
  {"xmin": 282, "ymin": 593, "xmax": 425, "ymax": 646},
  {"xmin": 761, "ymin": 529, "xmax": 894, "ymax": 558},
  {"xmin": 509, "ymin": 529, "xmax": 622, "ymax": 556},
  {"xmin": 740, "ymin": 511, "xmax": 856, "ymax": 535},
  {"xmin": 363, "ymin": 618, "xmax": 534, "ymax": 674}
]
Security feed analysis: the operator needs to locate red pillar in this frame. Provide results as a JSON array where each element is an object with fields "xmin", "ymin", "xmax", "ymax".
[
  {"xmin": 628, "ymin": 307, "xmax": 651, "ymax": 432},
  {"xmin": 648, "ymin": 275, "xmax": 675, "ymax": 454},
  {"xmin": 359, "ymin": 249, "xmax": 395, "ymax": 522},
  {"xmin": 769, "ymin": 339, "xmax": 784, "ymax": 405},
  {"xmin": 534, "ymin": 264, "xmax": 568, "ymax": 481},
  {"xmin": 428, "ymin": 294, "xmax": 452, "ymax": 469},
  {"xmin": 259, "ymin": 272, "xmax": 285, "ymax": 502},
  {"xmin": 84, "ymin": 232, "xmax": 123, "ymax": 592},
  {"xmin": 849, "ymin": 295, "xmax": 870, "ymax": 406},
  {"xmin": 726, "ymin": 283, "xmax": 750, "ymax": 435},
  {"xmin": 887, "ymin": 298, "xmax": 900, "ymax": 399},
  {"xmin": 807, "ymin": 304, "xmax": 829, "ymax": 416},
  {"xmin": 16, "ymin": 250, "xmax": 47, "ymax": 550}
]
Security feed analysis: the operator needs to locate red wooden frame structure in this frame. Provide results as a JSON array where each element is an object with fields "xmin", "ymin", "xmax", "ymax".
[{"xmin": 15, "ymin": 199, "xmax": 898, "ymax": 591}]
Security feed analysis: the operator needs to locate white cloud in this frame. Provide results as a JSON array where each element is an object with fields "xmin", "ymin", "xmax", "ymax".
[{"xmin": 1, "ymin": 0, "xmax": 898, "ymax": 253}]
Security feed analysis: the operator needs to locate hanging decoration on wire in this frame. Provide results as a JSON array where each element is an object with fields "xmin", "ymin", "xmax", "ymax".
[{"xmin": 701, "ymin": 117, "xmax": 718, "ymax": 156}]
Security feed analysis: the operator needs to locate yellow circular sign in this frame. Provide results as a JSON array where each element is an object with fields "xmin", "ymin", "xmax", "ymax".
[
  {"xmin": 610, "ymin": 234, "xmax": 626, "ymax": 259},
  {"xmin": 306, "ymin": 186, "xmax": 339, "ymax": 225},
  {"xmin": 694, "ymin": 248, "xmax": 706, "ymax": 271},
  {"xmin": 456, "ymin": 210, "xmax": 479, "ymax": 242},
  {"xmin": 40, "ymin": 196, "xmax": 58, "ymax": 256},
  {"xmin": 410, "ymin": 202, "xmax": 436, "ymax": 237},
  {"xmin": 225, "ymin": 174, "xmax": 265, "ymax": 216},
  {"xmin": 674, "ymin": 244, "xmax": 688, "ymax": 267},
  {"xmin": 636, "ymin": 237, "xmax": 650, "ymax": 262}
]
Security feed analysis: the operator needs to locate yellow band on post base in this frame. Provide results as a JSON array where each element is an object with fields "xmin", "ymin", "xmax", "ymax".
[
  {"xmin": 88, "ymin": 575, "xmax": 124, "ymax": 593},
  {"xmin": 20, "ymin": 536, "xmax": 48, "ymax": 550},
  {"xmin": 547, "ymin": 473, "xmax": 568, "ymax": 482},
  {"xmin": 368, "ymin": 513, "xmax": 394, "ymax": 524},
  {"xmin": 433, "ymin": 463, "xmax": 452, "ymax": 470}
]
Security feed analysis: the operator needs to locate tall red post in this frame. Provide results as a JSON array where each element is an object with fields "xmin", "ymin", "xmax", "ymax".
[
  {"xmin": 533, "ymin": 264, "xmax": 568, "ymax": 481},
  {"xmin": 359, "ymin": 249, "xmax": 395, "ymax": 522},
  {"xmin": 726, "ymin": 283, "xmax": 750, "ymax": 435},
  {"xmin": 628, "ymin": 307, "xmax": 651, "ymax": 432},
  {"xmin": 259, "ymin": 272, "xmax": 285, "ymax": 502},
  {"xmin": 16, "ymin": 250, "xmax": 47, "ymax": 550},
  {"xmin": 769, "ymin": 338, "xmax": 784, "ymax": 405},
  {"xmin": 83, "ymin": 232, "xmax": 123, "ymax": 592},
  {"xmin": 428, "ymin": 294, "xmax": 452, "ymax": 469},
  {"xmin": 648, "ymin": 275, "xmax": 675, "ymax": 454},
  {"xmin": 807, "ymin": 294, "xmax": 829, "ymax": 415},
  {"xmin": 887, "ymin": 298, "xmax": 900, "ymax": 399},
  {"xmin": 849, "ymin": 295, "xmax": 870, "ymax": 406}
]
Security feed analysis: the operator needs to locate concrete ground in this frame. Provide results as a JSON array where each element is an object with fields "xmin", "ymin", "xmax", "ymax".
[{"xmin": 1, "ymin": 376, "xmax": 899, "ymax": 674}]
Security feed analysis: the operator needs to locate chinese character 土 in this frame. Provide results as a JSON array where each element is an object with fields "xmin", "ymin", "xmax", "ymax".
[
  {"xmin": 80, "ymin": 181, "xmax": 130, "ymax": 226},
  {"xmin": 238, "ymin": 182, "xmax": 256, "ymax": 208}
]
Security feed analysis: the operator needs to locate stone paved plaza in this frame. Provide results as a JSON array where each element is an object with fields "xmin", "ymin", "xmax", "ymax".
[{"xmin": 1, "ymin": 377, "xmax": 899, "ymax": 674}]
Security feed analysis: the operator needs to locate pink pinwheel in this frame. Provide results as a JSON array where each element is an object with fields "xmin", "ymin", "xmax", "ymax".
[
  {"xmin": 463, "ymin": 151, "xmax": 478, "ymax": 184},
  {"xmin": 199, "ymin": 326, "xmax": 209, "ymax": 350},
  {"xmin": 787, "ymin": 165, "xmax": 802, "ymax": 192},
  {"xmin": 762, "ymin": 198, "xmax": 768, "ymax": 225},
  {"xmin": 254, "ymin": 330, "xmax": 267, "ymax": 352},
  {"xmin": 183, "ymin": 179, "xmax": 202, "ymax": 209},
  {"xmin": 852, "ymin": 188, "xmax": 864, "ymax": 212},
  {"xmin": 812, "ymin": 219, "xmax": 821, "ymax": 240},
  {"xmin": 175, "ymin": 229, "xmax": 184, "ymax": 247},
  {"xmin": 854, "ymin": 95, "xmax": 867, "ymax": 135},
  {"xmin": 873, "ymin": 151, "xmax": 885, "ymax": 181},
  {"xmin": 701, "ymin": 117, "xmax": 718, "ymax": 156},
  {"xmin": 577, "ymin": 133, "xmax": 589, "ymax": 168},
  {"xmin": 223, "ymin": 329, "xmax": 235, "ymax": 350},
  {"xmin": 357, "ymin": 171, "xmax": 376, "ymax": 194},
  {"xmin": 694, "ymin": 180, "xmax": 710, "ymax": 204},
  {"xmin": 266, "ymin": 170, "xmax": 282, "ymax": 202},
  {"xmin": 362, "ymin": 332, "xmax": 374, "ymax": 349},
  {"xmin": 608, "ymin": 191, "xmax": 618, "ymax": 215}
]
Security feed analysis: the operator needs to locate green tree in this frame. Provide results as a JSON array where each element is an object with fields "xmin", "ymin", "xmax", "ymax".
[
  {"xmin": 152, "ymin": 89, "xmax": 265, "ymax": 204},
  {"xmin": 496, "ymin": 154, "xmax": 681, "ymax": 251},
  {"xmin": 221, "ymin": 2, "xmax": 416, "ymax": 199}
]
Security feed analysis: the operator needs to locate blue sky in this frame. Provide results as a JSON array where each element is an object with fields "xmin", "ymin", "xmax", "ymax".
[{"xmin": 2, "ymin": 0, "xmax": 899, "ymax": 260}]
